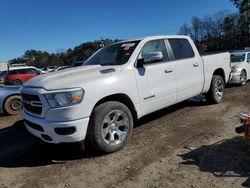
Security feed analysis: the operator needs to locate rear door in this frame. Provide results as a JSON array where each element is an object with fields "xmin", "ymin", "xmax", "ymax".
[
  {"xmin": 21, "ymin": 68, "xmax": 37, "ymax": 82},
  {"xmin": 7, "ymin": 70, "xmax": 19, "ymax": 84},
  {"xmin": 134, "ymin": 39, "xmax": 177, "ymax": 115},
  {"xmin": 168, "ymin": 39, "xmax": 203, "ymax": 102}
]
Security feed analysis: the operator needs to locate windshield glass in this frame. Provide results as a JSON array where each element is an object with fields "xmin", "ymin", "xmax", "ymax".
[
  {"xmin": 84, "ymin": 40, "xmax": 140, "ymax": 66},
  {"xmin": 230, "ymin": 53, "xmax": 246, "ymax": 63}
]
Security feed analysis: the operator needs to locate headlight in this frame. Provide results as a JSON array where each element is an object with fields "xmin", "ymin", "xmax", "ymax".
[{"xmin": 45, "ymin": 89, "xmax": 84, "ymax": 108}]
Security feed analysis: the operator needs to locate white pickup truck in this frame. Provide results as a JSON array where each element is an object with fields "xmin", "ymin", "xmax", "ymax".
[{"xmin": 20, "ymin": 35, "xmax": 231, "ymax": 153}]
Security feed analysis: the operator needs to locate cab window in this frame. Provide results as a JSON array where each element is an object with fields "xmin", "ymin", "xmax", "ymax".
[
  {"xmin": 140, "ymin": 40, "xmax": 169, "ymax": 62},
  {"xmin": 169, "ymin": 39, "xmax": 195, "ymax": 60}
]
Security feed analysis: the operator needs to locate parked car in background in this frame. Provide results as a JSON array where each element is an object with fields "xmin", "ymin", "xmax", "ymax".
[
  {"xmin": 0, "ymin": 86, "xmax": 22, "ymax": 115},
  {"xmin": 42, "ymin": 66, "xmax": 57, "ymax": 72},
  {"xmin": 21, "ymin": 35, "xmax": 231, "ymax": 153},
  {"xmin": 229, "ymin": 50, "xmax": 250, "ymax": 85},
  {"xmin": 53, "ymin": 66, "xmax": 72, "ymax": 72},
  {"xmin": 0, "ymin": 71, "xmax": 7, "ymax": 85},
  {"xmin": 5, "ymin": 66, "xmax": 42, "ymax": 86}
]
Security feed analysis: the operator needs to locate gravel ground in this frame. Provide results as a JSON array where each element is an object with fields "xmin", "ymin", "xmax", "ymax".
[{"xmin": 1, "ymin": 83, "xmax": 250, "ymax": 188}]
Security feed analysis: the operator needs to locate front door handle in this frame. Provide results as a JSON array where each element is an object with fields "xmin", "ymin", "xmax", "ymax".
[
  {"xmin": 193, "ymin": 63, "xmax": 199, "ymax": 67},
  {"xmin": 165, "ymin": 68, "xmax": 173, "ymax": 73}
]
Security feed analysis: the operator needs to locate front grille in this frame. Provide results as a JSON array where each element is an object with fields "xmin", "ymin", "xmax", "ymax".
[
  {"xmin": 21, "ymin": 93, "xmax": 43, "ymax": 115},
  {"xmin": 24, "ymin": 119, "xmax": 44, "ymax": 132}
]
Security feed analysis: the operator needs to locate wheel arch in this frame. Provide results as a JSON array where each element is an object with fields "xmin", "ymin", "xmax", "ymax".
[
  {"xmin": 213, "ymin": 68, "xmax": 226, "ymax": 82},
  {"xmin": 12, "ymin": 79, "xmax": 23, "ymax": 85},
  {"xmin": 242, "ymin": 69, "xmax": 247, "ymax": 74},
  {"xmin": 92, "ymin": 93, "xmax": 138, "ymax": 122}
]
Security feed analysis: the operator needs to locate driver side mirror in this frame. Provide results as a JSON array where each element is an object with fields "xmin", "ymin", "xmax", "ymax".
[{"xmin": 136, "ymin": 51, "xmax": 164, "ymax": 67}]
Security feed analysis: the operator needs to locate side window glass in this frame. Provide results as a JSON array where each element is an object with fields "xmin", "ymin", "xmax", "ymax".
[
  {"xmin": 169, "ymin": 39, "xmax": 194, "ymax": 60},
  {"xmin": 29, "ymin": 69, "xmax": 37, "ymax": 74},
  {"xmin": 140, "ymin": 40, "xmax": 169, "ymax": 62},
  {"xmin": 18, "ymin": 69, "xmax": 27, "ymax": 74},
  {"xmin": 9, "ymin": 70, "xmax": 18, "ymax": 74},
  {"xmin": 247, "ymin": 53, "xmax": 250, "ymax": 62},
  {"xmin": 33, "ymin": 69, "xmax": 41, "ymax": 74}
]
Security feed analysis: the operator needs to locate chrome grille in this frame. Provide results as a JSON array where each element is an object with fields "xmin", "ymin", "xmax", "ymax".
[{"xmin": 21, "ymin": 93, "xmax": 42, "ymax": 115}]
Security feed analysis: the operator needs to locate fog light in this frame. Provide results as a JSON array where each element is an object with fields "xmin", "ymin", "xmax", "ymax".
[
  {"xmin": 41, "ymin": 134, "xmax": 53, "ymax": 141},
  {"xmin": 55, "ymin": 127, "xmax": 76, "ymax": 135}
]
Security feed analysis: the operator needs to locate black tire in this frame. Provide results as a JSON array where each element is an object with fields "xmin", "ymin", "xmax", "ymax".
[
  {"xmin": 4, "ymin": 95, "xmax": 22, "ymax": 115},
  {"xmin": 205, "ymin": 75, "xmax": 225, "ymax": 104},
  {"xmin": 13, "ymin": 79, "xmax": 23, "ymax": 86},
  {"xmin": 87, "ymin": 101, "xmax": 133, "ymax": 153},
  {"xmin": 239, "ymin": 70, "xmax": 247, "ymax": 86}
]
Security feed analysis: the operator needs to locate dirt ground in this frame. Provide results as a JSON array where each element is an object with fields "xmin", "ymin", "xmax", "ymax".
[{"xmin": 1, "ymin": 83, "xmax": 250, "ymax": 188}]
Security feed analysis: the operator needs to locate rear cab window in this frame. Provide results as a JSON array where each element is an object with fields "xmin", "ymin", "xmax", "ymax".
[{"xmin": 168, "ymin": 39, "xmax": 195, "ymax": 60}]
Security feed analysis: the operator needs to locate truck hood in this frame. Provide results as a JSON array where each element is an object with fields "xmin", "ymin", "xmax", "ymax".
[{"xmin": 23, "ymin": 65, "xmax": 122, "ymax": 90}]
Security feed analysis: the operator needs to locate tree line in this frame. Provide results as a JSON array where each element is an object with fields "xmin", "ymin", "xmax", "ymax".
[
  {"xmin": 179, "ymin": 0, "xmax": 250, "ymax": 53},
  {"xmin": 9, "ymin": 39, "xmax": 120, "ymax": 68}
]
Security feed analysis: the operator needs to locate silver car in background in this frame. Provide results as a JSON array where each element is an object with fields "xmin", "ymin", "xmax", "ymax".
[
  {"xmin": 229, "ymin": 50, "xmax": 250, "ymax": 86},
  {"xmin": 0, "ymin": 86, "xmax": 22, "ymax": 115}
]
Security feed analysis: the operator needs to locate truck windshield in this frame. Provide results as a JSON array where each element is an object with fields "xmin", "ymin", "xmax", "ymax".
[
  {"xmin": 84, "ymin": 41, "xmax": 140, "ymax": 66},
  {"xmin": 230, "ymin": 53, "xmax": 246, "ymax": 63}
]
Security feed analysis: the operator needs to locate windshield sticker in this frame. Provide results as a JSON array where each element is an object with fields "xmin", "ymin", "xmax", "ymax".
[{"xmin": 121, "ymin": 43, "xmax": 136, "ymax": 51}]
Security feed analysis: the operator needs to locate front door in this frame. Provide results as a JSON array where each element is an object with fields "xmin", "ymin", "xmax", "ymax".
[{"xmin": 134, "ymin": 39, "xmax": 177, "ymax": 115}]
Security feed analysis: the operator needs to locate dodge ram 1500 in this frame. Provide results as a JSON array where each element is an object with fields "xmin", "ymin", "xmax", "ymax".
[{"xmin": 20, "ymin": 35, "xmax": 231, "ymax": 153}]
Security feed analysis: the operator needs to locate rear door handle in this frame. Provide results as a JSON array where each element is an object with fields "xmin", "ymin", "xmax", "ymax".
[
  {"xmin": 193, "ymin": 63, "xmax": 199, "ymax": 67},
  {"xmin": 165, "ymin": 68, "xmax": 173, "ymax": 73}
]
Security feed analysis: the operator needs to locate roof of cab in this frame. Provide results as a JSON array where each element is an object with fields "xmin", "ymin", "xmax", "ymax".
[{"xmin": 118, "ymin": 35, "xmax": 191, "ymax": 43}]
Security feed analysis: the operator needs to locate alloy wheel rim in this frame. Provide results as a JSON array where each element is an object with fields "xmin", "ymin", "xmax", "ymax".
[
  {"xmin": 101, "ymin": 110, "xmax": 129, "ymax": 146},
  {"xmin": 10, "ymin": 99, "xmax": 21, "ymax": 111},
  {"xmin": 240, "ymin": 72, "xmax": 247, "ymax": 85},
  {"xmin": 214, "ymin": 79, "xmax": 224, "ymax": 100}
]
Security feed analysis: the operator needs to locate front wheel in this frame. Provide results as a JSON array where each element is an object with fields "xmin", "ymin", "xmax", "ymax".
[
  {"xmin": 4, "ymin": 95, "xmax": 22, "ymax": 115},
  {"xmin": 239, "ymin": 70, "xmax": 247, "ymax": 86},
  {"xmin": 87, "ymin": 101, "xmax": 133, "ymax": 153},
  {"xmin": 205, "ymin": 75, "xmax": 225, "ymax": 104}
]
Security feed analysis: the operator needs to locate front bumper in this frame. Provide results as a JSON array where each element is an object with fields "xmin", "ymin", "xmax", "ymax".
[
  {"xmin": 228, "ymin": 72, "xmax": 241, "ymax": 84},
  {"xmin": 22, "ymin": 111, "xmax": 90, "ymax": 144}
]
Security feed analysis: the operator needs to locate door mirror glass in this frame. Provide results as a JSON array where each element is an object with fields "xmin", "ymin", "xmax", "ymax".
[{"xmin": 142, "ymin": 51, "xmax": 163, "ymax": 64}]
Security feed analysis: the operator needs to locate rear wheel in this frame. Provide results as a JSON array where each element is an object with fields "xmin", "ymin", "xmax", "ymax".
[
  {"xmin": 87, "ymin": 101, "xmax": 133, "ymax": 153},
  {"xmin": 13, "ymin": 79, "xmax": 23, "ymax": 86},
  {"xmin": 239, "ymin": 70, "xmax": 247, "ymax": 86},
  {"xmin": 205, "ymin": 75, "xmax": 225, "ymax": 104},
  {"xmin": 4, "ymin": 95, "xmax": 22, "ymax": 115}
]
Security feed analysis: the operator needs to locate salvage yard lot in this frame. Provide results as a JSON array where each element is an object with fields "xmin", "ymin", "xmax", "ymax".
[{"xmin": 1, "ymin": 83, "xmax": 250, "ymax": 188}]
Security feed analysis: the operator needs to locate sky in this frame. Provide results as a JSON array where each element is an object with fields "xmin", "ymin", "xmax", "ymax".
[{"xmin": 0, "ymin": 0, "xmax": 237, "ymax": 61}]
